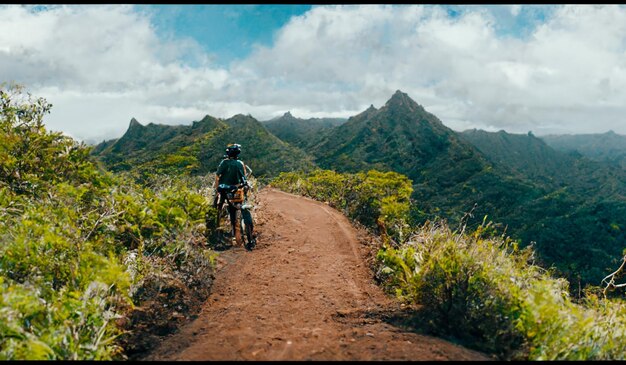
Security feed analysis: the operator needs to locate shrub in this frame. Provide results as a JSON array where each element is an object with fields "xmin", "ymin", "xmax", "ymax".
[
  {"xmin": 377, "ymin": 220, "xmax": 626, "ymax": 360},
  {"xmin": 0, "ymin": 84, "xmax": 218, "ymax": 359},
  {"xmin": 271, "ymin": 169, "xmax": 413, "ymax": 243}
]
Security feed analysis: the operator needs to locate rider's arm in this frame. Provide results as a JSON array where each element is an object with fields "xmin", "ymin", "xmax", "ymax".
[{"xmin": 238, "ymin": 160, "xmax": 247, "ymax": 185}]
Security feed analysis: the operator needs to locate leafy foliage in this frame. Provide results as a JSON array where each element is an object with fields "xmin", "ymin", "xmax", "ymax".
[
  {"xmin": 0, "ymin": 84, "xmax": 218, "ymax": 360},
  {"xmin": 376, "ymin": 220, "xmax": 626, "ymax": 360},
  {"xmin": 0, "ymin": 84, "xmax": 99, "ymax": 196},
  {"xmin": 271, "ymin": 169, "xmax": 413, "ymax": 243}
]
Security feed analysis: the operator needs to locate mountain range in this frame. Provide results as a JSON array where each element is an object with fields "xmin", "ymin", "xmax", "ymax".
[
  {"xmin": 541, "ymin": 131, "xmax": 626, "ymax": 169},
  {"xmin": 91, "ymin": 91, "xmax": 626, "ymax": 288},
  {"xmin": 262, "ymin": 111, "xmax": 345, "ymax": 149},
  {"xmin": 93, "ymin": 114, "xmax": 315, "ymax": 179}
]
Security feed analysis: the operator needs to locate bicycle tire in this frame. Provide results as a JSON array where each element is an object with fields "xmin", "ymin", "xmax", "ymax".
[
  {"xmin": 241, "ymin": 209, "xmax": 255, "ymax": 250},
  {"xmin": 215, "ymin": 200, "xmax": 228, "ymax": 230},
  {"xmin": 242, "ymin": 217, "xmax": 253, "ymax": 250}
]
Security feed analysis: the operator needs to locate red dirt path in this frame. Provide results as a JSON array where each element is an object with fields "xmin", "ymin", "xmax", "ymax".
[{"xmin": 143, "ymin": 188, "xmax": 491, "ymax": 361}]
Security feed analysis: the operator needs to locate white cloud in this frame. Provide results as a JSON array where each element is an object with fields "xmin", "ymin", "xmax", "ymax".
[
  {"xmin": 510, "ymin": 5, "xmax": 522, "ymax": 17},
  {"xmin": 232, "ymin": 4, "xmax": 626, "ymax": 135},
  {"xmin": 2, "ymin": 4, "xmax": 626, "ymax": 141},
  {"xmin": 0, "ymin": 5, "xmax": 234, "ymax": 140}
]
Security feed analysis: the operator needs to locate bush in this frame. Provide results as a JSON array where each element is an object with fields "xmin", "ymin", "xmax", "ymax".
[
  {"xmin": 376, "ymin": 220, "xmax": 626, "ymax": 360},
  {"xmin": 271, "ymin": 169, "xmax": 413, "ymax": 243},
  {"xmin": 0, "ymin": 84, "xmax": 218, "ymax": 359}
]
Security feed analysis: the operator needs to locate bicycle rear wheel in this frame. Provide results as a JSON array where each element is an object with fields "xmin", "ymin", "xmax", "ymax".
[{"xmin": 233, "ymin": 209, "xmax": 243, "ymax": 246}]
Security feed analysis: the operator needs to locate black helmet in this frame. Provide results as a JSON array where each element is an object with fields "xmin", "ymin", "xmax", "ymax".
[{"xmin": 225, "ymin": 143, "xmax": 241, "ymax": 157}]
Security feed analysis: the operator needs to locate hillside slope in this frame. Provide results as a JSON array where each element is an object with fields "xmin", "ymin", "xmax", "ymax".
[
  {"xmin": 541, "ymin": 131, "xmax": 626, "ymax": 169},
  {"xmin": 302, "ymin": 91, "xmax": 626, "ymax": 287},
  {"xmin": 460, "ymin": 128, "xmax": 626, "ymax": 284},
  {"xmin": 262, "ymin": 112, "xmax": 346, "ymax": 149},
  {"xmin": 310, "ymin": 90, "xmax": 541, "ymax": 227},
  {"xmin": 92, "ymin": 114, "xmax": 316, "ymax": 179}
]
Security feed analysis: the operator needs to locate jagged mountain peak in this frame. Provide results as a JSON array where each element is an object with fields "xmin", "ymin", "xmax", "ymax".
[
  {"xmin": 311, "ymin": 90, "xmax": 484, "ymax": 180},
  {"xmin": 192, "ymin": 114, "xmax": 225, "ymax": 132},
  {"xmin": 227, "ymin": 114, "xmax": 261, "ymax": 127},
  {"xmin": 199, "ymin": 114, "xmax": 214, "ymax": 122},
  {"xmin": 384, "ymin": 90, "xmax": 422, "ymax": 112},
  {"xmin": 128, "ymin": 118, "xmax": 143, "ymax": 129}
]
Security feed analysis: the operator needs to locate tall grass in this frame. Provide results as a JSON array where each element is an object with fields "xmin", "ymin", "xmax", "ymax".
[
  {"xmin": 0, "ymin": 85, "xmax": 218, "ymax": 359},
  {"xmin": 377, "ymin": 220, "xmax": 626, "ymax": 360}
]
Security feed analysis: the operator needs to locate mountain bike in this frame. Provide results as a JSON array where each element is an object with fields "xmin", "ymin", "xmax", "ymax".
[{"xmin": 215, "ymin": 182, "xmax": 256, "ymax": 250}]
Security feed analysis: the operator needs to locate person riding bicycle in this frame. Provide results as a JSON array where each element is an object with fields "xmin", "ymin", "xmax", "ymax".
[{"xmin": 213, "ymin": 143, "xmax": 254, "ymax": 246}]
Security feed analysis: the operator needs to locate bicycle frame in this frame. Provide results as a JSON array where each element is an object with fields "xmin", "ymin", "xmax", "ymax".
[{"xmin": 216, "ymin": 183, "xmax": 255, "ymax": 250}]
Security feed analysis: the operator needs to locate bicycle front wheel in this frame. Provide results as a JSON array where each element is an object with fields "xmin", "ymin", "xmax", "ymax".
[{"xmin": 241, "ymin": 209, "xmax": 254, "ymax": 250}]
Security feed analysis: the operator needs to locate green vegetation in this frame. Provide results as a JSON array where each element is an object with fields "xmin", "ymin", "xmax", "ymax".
[
  {"xmin": 4, "ymin": 80, "xmax": 626, "ymax": 360},
  {"xmin": 262, "ymin": 111, "xmax": 346, "ymax": 149},
  {"xmin": 93, "ymin": 113, "xmax": 316, "ymax": 183},
  {"xmin": 279, "ymin": 90, "xmax": 626, "ymax": 290},
  {"xmin": 0, "ymin": 84, "xmax": 218, "ymax": 359},
  {"xmin": 90, "ymin": 88, "xmax": 626, "ymax": 291},
  {"xmin": 273, "ymin": 169, "xmax": 626, "ymax": 360},
  {"xmin": 460, "ymin": 129, "xmax": 626, "ymax": 288},
  {"xmin": 271, "ymin": 169, "xmax": 413, "ymax": 243},
  {"xmin": 377, "ymin": 220, "xmax": 626, "ymax": 360},
  {"xmin": 541, "ymin": 131, "xmax": 626, "ymax": 169}
]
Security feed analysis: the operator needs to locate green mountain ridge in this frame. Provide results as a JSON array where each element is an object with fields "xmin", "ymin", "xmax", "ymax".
[
  {"xmin": 310, "ymin": 90, "xmax": 542, "ymax": 223},
  {"xmin": 92, "ymin": 114, "xmax": 315, "ymax": 179},
  {"xmin": 262, "ymin": 111, "xmax": 346, "ymax": 149},
  {"xmin": 195, "ymin": 113, "xmax": 316, "ymax": 178},
  {"xmin": 460, "ymin": 129, "xmax": 579, "ymax": 188},
  {"xmin": 459, "ymin": 128, "xmax": 626, "ymax": 284},
  {"xmin": 303, "ymin": 90, "xmax": 625, "ymax": 287},
  {"xmin": 541, "ymin": 131, "xmax": 626, "ymax": 169},
  {"xmin": 92, "ymin": 90, "xmax": 626, "ymax": 287}
]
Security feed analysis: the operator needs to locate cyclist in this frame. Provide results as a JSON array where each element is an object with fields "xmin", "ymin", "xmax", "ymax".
[{"xmin": 213, "ymin": 143, "xmax": 254, "ymax": 246}]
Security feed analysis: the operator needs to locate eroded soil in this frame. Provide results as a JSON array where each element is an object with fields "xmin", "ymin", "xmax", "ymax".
[{"xmin": 142, "ymin": 188, "xmax": 491, "ymax": 361}]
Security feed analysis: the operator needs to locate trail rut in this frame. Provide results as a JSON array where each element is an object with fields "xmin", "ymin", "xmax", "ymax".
[{"xmin": 143, "ymin": 188, "xmax": 491, "ymax": 361}]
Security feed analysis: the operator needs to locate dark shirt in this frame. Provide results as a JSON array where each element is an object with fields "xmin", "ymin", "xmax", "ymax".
[{"xmin": 216, "ymin": 158, "xmax": 246, "ymax": 185}]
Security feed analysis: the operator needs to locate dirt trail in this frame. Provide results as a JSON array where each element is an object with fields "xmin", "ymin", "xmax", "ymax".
[{"xmin": 143, "ymin": 188, "xmax": 491, "ymax": 361}]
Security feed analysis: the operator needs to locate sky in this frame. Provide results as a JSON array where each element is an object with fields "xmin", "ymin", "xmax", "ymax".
[{"xmin": 2, "ymin": 4, "xmax": 626, "ymax": 143}]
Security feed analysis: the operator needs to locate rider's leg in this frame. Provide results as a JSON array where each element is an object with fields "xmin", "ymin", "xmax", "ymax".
[
  {"xmin": 227, "ymin": 205, "xmax": 242, "ymax": 244},
  {"xmin": 227, "ymin": 205, "xmax": 236, "ymax": 232}
]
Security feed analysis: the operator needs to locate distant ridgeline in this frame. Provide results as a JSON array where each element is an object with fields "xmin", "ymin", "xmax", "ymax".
[
  {"xmin": 262, "ymin": 111, "xmax": 346, "ymax": 150},
  {"xmin": 92, "ymin": 91, "xmax": 626, "ymax": 288},
  {"xmin": 541, "ymin": 131, "xmax": 626, "ymax": 169},
  {"xmin": 92, "ymin": 114, "xmax": 315, "ymax": 180}
]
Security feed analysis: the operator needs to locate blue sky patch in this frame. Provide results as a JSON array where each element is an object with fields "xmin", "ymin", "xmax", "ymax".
[{"xmin": 138, "ymin": 4, "xmax": 313, "ymax": 67}]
